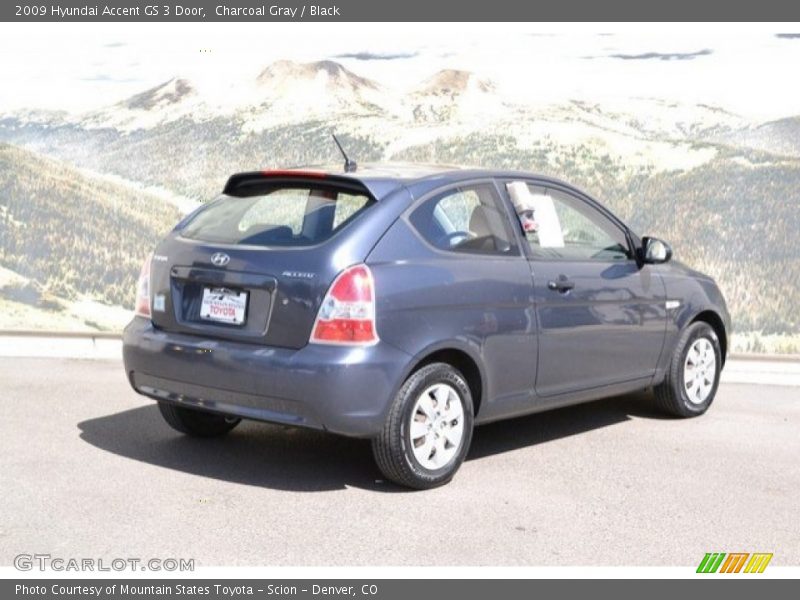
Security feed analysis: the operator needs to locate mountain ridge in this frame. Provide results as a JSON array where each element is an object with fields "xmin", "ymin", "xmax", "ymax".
[{"xmin": 15, "ymin": 59, "xmax": 760, "ymax": 141}]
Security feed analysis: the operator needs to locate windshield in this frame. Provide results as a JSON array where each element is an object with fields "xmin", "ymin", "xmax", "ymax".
[{"xmin": 180, "ymin": 184, "xmax": 373, "ymax": 247}]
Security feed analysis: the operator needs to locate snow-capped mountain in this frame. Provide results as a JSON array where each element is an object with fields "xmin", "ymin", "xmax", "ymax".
[
  {"xmin": 256, "ymin": 60, "xmax": 380, "ymax": 97},
  {"xmin": 416, "ymin": 69, "xmax": 495, "ymax": 96},
  {"xmin": 124, "ymin": 77, "xmax": 197, "ymax": 111},
  {"xmin": 243, "ymin": 60, "xmax": 394, "ymax": 130},
  {"xmin": 407, "ymin": 69, "xmax": 507, "ymax": 123},
  {"xmin": 80, "ymin": 77, "xmax": 205, "ymax": 130}
]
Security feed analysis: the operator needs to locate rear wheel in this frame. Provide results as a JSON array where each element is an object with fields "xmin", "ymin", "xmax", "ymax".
[
  {"xmin": 654, "ymin": 321, "xmax": 722, "ymax": 417},
  {"xmin": 372, "ymin": 363, "xmax": 474, "ymax": 489},
  {"xmin": 157, "ymin": 402, "xmax": 241, "ymax": 437}
]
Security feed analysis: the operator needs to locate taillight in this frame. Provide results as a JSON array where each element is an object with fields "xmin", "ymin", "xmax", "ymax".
[
  {"xmin": 310, "ymin": 264, "xmax": 378, "ymax": 345},
  {"xmin": 134, "ymin": 254, "xmax": 152, "ymax": 318}
]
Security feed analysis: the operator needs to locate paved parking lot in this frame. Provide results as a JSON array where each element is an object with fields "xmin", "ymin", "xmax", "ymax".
[{"xmin": 1, "ymin": 357, "xmax": 798, "ymax": 566}]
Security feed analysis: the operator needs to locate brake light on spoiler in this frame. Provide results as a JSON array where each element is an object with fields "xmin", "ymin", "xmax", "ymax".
[
  {"xmin": 310, "ymin": 264, "xmax": 378, "ymax": 346},
  {"xmin": 260, "ymin": 169, "xmax": 328, "ymax": 178}
]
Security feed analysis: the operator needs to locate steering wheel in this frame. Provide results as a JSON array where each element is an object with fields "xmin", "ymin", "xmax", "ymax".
[{"xmin": 438, "ymin": 231, "xmax": 471, "ymax": 247}]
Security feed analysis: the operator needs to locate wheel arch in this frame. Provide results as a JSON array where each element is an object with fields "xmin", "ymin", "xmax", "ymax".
[
  {"xmin": 689, "ymin": 309, "xmax": 728, "ymax": 365},
  {"xmin": 406, "ymin": 344, "xmax": 485, "ymax": 418}
]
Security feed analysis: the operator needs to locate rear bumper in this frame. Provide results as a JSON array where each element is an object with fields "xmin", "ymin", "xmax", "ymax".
[{"xmin": 122, "ymin": 317, "xmax": 413, "ymax": 437}]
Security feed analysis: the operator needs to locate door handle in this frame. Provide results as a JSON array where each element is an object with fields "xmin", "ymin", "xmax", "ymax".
[{"xmin": 547, "ymin": 277, "xmax": 575, "ymax": 293}]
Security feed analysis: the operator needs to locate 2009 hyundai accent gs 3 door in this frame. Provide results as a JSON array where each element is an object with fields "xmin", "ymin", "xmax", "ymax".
[{"xmin": 123, "ymin": 165, "xmax": 731, "ymax": 489}]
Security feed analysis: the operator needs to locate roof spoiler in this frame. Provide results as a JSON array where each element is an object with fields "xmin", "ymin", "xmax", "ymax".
[{"xmin": 222, "ymin": 170, "xmax": 368, "ymax": 197}]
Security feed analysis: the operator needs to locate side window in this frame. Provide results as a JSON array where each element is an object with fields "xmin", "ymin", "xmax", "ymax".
[
  {"xmin": 409, "ymin": 184, "xmax": 515, "ymax": 255},
  {"xmin": 506, "ymin": 181, "xmax": 630, "ymax": 261}
]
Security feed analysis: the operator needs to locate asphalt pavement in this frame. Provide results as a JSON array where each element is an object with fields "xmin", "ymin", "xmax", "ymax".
[{"xmin": 0, "ymin": 357, "xmax": 797, "ymax": 567}]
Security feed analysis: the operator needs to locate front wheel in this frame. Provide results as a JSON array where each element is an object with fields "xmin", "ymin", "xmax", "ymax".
[
  {"xmin": 654, "ymin": 321, "xmax": 722, "ymax": 417},
  {"xmin": 372, "ymin": 363, "xmax": 474, "ymax": 489},
  {"xmin": 158, "ymin": 402, "xmax": 241, "ymax": 437}
]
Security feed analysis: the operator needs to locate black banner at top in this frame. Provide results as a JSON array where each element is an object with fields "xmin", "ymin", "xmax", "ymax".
[{"xmin": 3, "ymin": 0, "xmax": 800, "ymax": 22}]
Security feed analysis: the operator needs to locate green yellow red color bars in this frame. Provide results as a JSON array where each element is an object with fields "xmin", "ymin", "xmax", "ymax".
[{"xmin": 697, "ymin": 552, "xmax": 773, "ymax": 573}]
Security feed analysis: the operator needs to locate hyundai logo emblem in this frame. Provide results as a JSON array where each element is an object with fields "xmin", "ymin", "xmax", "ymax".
[{"xmin": 210, "ymin": 252, "xmax": 230, "ymax": 267}]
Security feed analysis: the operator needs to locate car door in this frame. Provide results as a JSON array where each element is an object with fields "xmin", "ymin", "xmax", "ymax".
[
  {"xmin": 501, "ymin": 179, "xmax": 666, "ymax": 397},
  {"xmin": 368, "ymin": 180, "xmax": 538, "ymax": 421}
]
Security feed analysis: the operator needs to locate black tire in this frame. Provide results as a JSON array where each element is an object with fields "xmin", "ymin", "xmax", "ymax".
[
  {"xmin": 372, "ymin": 362, "xmax": 474, "ymax": 490},
  {"xmin": 654, "ymin": 321, "xmax": 722, "ymax": 418},
  {"xmin": 157, "ymin": 401, "xmax": 241, "ymax": 437}
]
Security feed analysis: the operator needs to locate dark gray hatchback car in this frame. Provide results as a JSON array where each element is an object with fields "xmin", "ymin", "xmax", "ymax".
[{"xmin": 123, "ymin": 164, "xmax": 730, "ymax": 488}]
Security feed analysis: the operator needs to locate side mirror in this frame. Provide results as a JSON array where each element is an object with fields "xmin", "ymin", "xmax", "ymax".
[{"xmin": 641, "ymin": 236, "xmax": 672, "ymax": 264}]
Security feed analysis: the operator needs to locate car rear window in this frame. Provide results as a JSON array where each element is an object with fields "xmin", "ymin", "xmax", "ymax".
[{"xmin": 180, "ymin": 184, "xmax": 373, "ymax": 247}]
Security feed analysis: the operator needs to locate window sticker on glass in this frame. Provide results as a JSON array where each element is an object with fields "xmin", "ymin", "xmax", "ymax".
[{"xmin": 507, "ymin": 181, "xmax": 564, "ymax": 248}]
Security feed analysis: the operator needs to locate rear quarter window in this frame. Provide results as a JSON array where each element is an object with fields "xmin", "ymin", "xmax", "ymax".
[
  {"xmin": 180, "ymin": 184, "xmax": 373, "ymax": 247},
  {"xmin": 409, "ymin": 183, "xmax": 517, "ymax": 255}
]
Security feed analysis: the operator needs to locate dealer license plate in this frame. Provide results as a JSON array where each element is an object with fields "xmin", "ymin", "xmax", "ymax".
[{"xmin": 199, "ymin": 287, "xmax": 248, "ymax": 325}]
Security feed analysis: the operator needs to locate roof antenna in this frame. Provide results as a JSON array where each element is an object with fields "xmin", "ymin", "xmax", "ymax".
[{"xmin": 332, "ymin": 133, "xmax": 357, "ymax": 173}]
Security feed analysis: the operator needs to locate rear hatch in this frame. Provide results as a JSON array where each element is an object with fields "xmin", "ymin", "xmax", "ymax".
[{"xmin": 148, "ymin": 172, "xmax": 377, "ymax": 349}]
